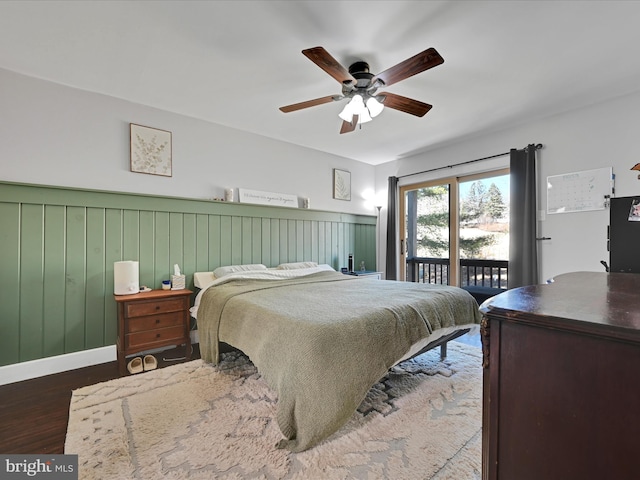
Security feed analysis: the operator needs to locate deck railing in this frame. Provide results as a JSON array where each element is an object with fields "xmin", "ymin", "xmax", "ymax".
[{"xmin": 406, "ymin": 256, "xmax": 509, "ymax": 289}]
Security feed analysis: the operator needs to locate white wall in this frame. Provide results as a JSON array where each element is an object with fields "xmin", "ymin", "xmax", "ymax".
[
  {"xmin": 5, "ymin": 66, "xmax": 640, "ymax": 283},
  {"xmin": 0, "ymin": 68, "xmax": 375, "ymax": 215},
  {"xmin": 376, "ymin": 90, "xmax": 640, "ymax": 283}
]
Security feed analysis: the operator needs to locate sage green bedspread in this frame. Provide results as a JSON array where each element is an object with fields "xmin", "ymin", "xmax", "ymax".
[{"xmin": 197, "ymin": 270, "xmax": 482, "ymax": 452}]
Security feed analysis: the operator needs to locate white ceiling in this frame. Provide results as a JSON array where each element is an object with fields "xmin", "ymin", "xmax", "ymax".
[{"xmin": 2, "ymin": 1, "xmax": 640, "ymax": 165}]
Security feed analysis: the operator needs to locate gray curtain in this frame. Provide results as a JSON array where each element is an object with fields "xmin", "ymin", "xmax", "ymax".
[
  {"xmin": 385, "ymin": 176, "xmax": 398, "ymax": 280},
  {"xmin": 509, "ymin": 144, "xmax": 538, "ymax": 288}
]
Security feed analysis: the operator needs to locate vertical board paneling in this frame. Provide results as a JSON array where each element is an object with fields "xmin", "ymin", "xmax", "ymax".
[
  {"xmin": 349, "ymin": 223, "xmax": 358, "ymax": 269},
  {"xmin": 317, "ymin": 221, "xmax": 325, "ymax": 264},
  {"xmin": 219, "ymin": 216, "xmax": 231, "ymax": 266},
  {"xmin": 0, "ymin": 183, "xmax": 376, "ymax": 366},
  {"xmin": 0, "ymin": 203, "xmax": 20, "ymax": 365},
  {"xmin": 210, "ymin": 215, "xmax": 223, "ymax": 269},
  {"xmin": 169, "ymin": 212, "xmax": 184, "ymax": 281},
  {"xmin": 182, "ymin": 213, "xmax": 197, "ymax": 287},
  {"xmin": 85, "ymin": 207, "xmax": 106, "ymax": 349},
  {"xmin": 154, "ymin": 212, "xmax": 170, "ymax": 287},
  {"xmin": 279, "ymin": 220, "xmax": 288, "ymax": 262},
  {"xmin": 336, "ymin": 221, "xmax": 343, "ymax": 266},
  {"xmin": 252, "ymin": 218, "xmax": 262, "ymax": 264},
  {"xmin": 122, "ymin": 210, "xmax": 139, "ymax": 261},
  {"xmin": 65, "ymin": 206, "xmax": 86, "ymax": 354},
  {"xmin": 287, "ymin": 219, "xmax": 297, "ymax": 262},
  {"xmin": 43, "ymin": 205, "xmax": 66, "ymax": 358},
  {"xmin": 310, "ymin": 221, "xmax": 318, "ymax": 263},
  {"xmin": 19, "ymin": 204, "xmax": 44, "ymax": 362},
  {"xmin": 230, "ymin": 216, "xmax": 242, "ymax": 265},
  {"xmin": 297, "ymin": 220, "xmax": 304, "ymax": 261},
  {"xmin": 195, "ymin": 214, "xmax": 209, "ymax": 273},
  {"xmin": 354, "ymin": 224, "xmax": 364, "ymax": 271},
  {"xmin": 261, "ymin": 218, "xmax": 272, "ymax": 266},
  {"xmin": 323, "ymin": 222, "xmax": 332, "ymax": 266},
  {"xmin": 138, "ymin": 211, "xmax": 154, "ymax": 289},
  {"xmin": 269, "ymin": 218, "xmax": 280, "ymax": 266},
  {"xmin": 241, "ymin": 217, "xmax": 253, "ymax": 264},
  {"xmin": 104, "ymin": 209, "xmax": 122, "ymax": 343}
]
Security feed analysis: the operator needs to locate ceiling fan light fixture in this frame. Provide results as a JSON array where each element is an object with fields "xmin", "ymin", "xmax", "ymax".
[
  {"xmin": 339, "ymin": 94, "xmax": 364, "ymax": 122},
  {"xmin": 338, "ymin": 100, "xmax": 355, "ymax": 122},
  {"xmin": 283, "ymin": 46, "xmax": 444, "ymax": 134},
  {"xmin": 339, "ymin": 94, "xmax": 375, "ymax": 124},
  {"xmin": 338, "ymin": 94, "xmax": 358, "ymax": 122},
  {"xmin": 366, "ymin": 96, "xmax": 384, "ymax": 118},
  {"xmin": 357, "ymin": 105, "xmax": 373, "ymax": 124}
]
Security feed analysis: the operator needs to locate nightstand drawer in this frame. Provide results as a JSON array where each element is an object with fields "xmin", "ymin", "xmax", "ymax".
[
  {"xmin": 126, "ymin": 297, "xmax": 186, "ymax": 317},
  {"xmin": 126, "ymin": 311, "xmax": 184, "ymax": 333},
  {"xmin": 127, "ymin": 325, "xmax": 186, "ymax": 348}
]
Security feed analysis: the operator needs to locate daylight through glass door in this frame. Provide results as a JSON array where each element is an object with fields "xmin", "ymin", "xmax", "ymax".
[{"xmin": 400, "ymin": 169, "xmax": 509, "ymax": 288}]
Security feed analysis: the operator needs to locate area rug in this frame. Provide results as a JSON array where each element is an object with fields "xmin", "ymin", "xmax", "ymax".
[{"xmin": 65, "ymin": 342, "xmax": 482, "ymax": 479}]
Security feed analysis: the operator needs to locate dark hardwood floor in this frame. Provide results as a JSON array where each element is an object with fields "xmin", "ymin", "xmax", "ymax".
[{"xmin": 0, "ymin": 345, "xmax": 200, "ymax": 454}]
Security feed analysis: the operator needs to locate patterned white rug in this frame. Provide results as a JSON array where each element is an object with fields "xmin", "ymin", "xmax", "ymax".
[{"xmin": 65, "ymin": 342, "xmax": 482, "ymax": 479}]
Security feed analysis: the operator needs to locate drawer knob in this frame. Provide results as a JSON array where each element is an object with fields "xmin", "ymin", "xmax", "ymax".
[
  {"xmin": 156, "ymin": 319, "xmax": 160, "ymax": 324},
  {"xmin": 156, "ymin": 333, "xmax": 161, "ymax": 338},
  {"xmin": 155, "ymin": 305, "xmax": 160, "ymax": 310}
]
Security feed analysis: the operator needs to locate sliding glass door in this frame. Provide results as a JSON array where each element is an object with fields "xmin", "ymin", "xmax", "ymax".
[
  {"xmin": 400, "ymin": 169, "xmax": 509, "ymax": 287},
  {"xmin": 400, "ymin": 179, "xmax": 457, "ymax": 284}
]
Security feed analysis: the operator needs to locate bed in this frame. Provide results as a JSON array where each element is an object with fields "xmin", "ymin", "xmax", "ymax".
[{"xmin": 191, "ymin": 263, "xmax": 482, "ymax": 452}]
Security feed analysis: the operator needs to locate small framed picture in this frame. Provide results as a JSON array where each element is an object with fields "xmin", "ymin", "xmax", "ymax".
[
  {"xmin": 333, "ymin": 168, "xmax": 351, "ymax": 201},
  {"xmin": 130, "ymin": 123, "xmax": 172, "ymax": 177}
]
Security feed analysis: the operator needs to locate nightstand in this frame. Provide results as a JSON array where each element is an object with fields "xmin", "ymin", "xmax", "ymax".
[
  {"xmin": 344, "ymin": 271, "xmax": 383, "ymax": 279},
  {"xmin": 114, "ymin": 289, "xmax": 193, "ymax": 375}
]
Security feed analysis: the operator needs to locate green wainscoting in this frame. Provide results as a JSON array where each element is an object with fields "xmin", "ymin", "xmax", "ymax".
[{"xmin": 0, "ymin": 182, "xmax": 377, "ymax": 366}]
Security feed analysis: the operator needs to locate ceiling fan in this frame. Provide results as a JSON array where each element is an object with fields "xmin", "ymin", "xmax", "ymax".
[{"xmin": 279, "ymin": 46, "xmax": 444, "ymax": 134}]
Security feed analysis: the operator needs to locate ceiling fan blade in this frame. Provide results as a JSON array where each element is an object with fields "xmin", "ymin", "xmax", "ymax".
[
  {"xmin": 279, "ymin": 95, "xmax": 338, "ymax": 113},
  {"xmin": 379, "ymin": 92, "xmax": 432, "ymax": 117},
  {"xmin": 302, "ymin": 47, "xmax": 357, "ymax": 85},
  {"xmin": 340, "ymin": 115, "xmax": 358, "ymax": 134},
  {"xmin": 372, "ymin": 48, "xmax": 444, "ymax": 87}
]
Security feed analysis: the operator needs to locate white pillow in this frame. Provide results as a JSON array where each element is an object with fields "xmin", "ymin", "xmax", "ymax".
[
  {"xmin": 277, "ymin": 261, "xmax": 318, "ymax": 270},
  {"xmin": 213, "ymin": 263, "xmax": 268, "ymax": 278},
  {"xmin": 193, "ymin": 272, "xmax": 215, "ymax": 289}
]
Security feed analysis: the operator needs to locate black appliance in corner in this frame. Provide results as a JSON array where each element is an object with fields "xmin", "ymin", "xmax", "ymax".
[{"xmin": 609, "ymin": 196, "xmax": 640, "ymax": 273}]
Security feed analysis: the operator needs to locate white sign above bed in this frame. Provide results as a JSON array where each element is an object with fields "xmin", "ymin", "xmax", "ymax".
[{"xmin": 238, "ymin": 188, "xmax": 298, "ymax": 208}]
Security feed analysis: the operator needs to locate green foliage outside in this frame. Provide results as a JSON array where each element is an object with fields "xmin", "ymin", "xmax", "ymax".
[{"xmin": 412, "ymin": 180, "xmax": 508, "ymax": 259}]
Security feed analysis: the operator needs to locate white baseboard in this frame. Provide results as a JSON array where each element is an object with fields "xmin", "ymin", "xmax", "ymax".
[
  {"xmin": 0, "ymin": 345, "xmax": 117, "ymax": 386},
  {"xmin": 0, "ymin": 331, "xmax": 201, "ymax": 386},
  {"xmin": 0, "ymin": 332, "xmax": 201, "ymax": 386}
]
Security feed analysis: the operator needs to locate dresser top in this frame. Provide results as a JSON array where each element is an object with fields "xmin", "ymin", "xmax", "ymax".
[{"xmin": 479, "ymin": 272, "xmax": 640, "ymax": 338}]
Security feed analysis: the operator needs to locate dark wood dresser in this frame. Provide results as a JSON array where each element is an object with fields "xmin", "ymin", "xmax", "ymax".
[{"xmin": 479, "ymin": 272, "xmax": 640, "ymax": 480}]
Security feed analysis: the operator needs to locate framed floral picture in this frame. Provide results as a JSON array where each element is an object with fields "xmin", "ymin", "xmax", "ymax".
[
  {"xmin": 333, "ymin": 168, "xmax": 351, "ymax": 201},
  {"xmin": 130, "ymin": 123, "xmax": 172, "ymax": 177}
]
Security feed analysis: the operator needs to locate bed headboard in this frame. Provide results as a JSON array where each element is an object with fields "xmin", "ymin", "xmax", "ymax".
[{"xmin": 0, "ymin": 181, "xmax": 376, "ymax": 366}]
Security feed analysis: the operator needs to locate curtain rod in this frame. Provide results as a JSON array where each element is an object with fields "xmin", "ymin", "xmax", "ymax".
[{"xmin": 397, "ymin": 143, "xmax": 542, "ymax": 179}]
